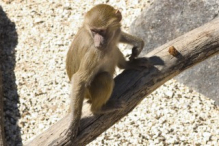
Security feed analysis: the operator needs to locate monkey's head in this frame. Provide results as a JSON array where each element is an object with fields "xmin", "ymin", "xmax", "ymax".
[{"xmin": 84, "ymin": 4, "xmax": 122, "ymax": 49}]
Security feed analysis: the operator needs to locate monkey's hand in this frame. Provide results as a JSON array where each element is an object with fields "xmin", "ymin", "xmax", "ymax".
[
  {"xmin": 129, "ymin": 47, "xmax": 139, "ymax": 61},
  {"xmin": 49, "ymin": 116, "xmax": 79, "ymax": 145},
  {"xmin": 64, "ymin": 119, "xmax": 80, "ymax": 140},
  {"xmin": 129, "ymin": 41, "xmax": 144, "ymax": 61}
]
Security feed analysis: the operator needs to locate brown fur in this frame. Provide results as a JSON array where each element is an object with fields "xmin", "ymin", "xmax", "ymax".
[{"xmin": 65, "ymin": 4, "xmax": 150, "ymax": 139}]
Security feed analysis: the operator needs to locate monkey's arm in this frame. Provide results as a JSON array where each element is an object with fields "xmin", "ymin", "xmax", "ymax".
[
  {"xmin": 120, "ymin": 31, "xmax": 144, "ymax": 60},
  {"xmin": 67, "ymin": 72, "xmax": 85, "ymax": 137},
  {"xmin": 117, "ymin": 47, "xmax": 150, "ymax": 70},
  {"xmin": 67, "ymin": 52, "xmax": 99, "ymax": 138}
]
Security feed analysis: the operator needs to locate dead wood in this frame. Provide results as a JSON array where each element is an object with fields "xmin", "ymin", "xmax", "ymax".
[{"xmin": 26, "ymin": 18, "xmax": 219, "ymax": 146}]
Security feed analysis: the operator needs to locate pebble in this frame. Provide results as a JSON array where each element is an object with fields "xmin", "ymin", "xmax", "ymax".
[{"xmin": 1, "ymin": 0, "xmax": 219, "ymax": 146}]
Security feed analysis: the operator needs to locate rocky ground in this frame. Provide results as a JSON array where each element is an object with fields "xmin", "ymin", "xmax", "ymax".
[{"xmin": 1, "ymin": 0, "xmax": 219, "ymax": 146}]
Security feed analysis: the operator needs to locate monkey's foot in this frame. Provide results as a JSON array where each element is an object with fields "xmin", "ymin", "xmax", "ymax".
[{"xmin": 95, "ymin": 99, "xmax": 124, "ymax": 114}]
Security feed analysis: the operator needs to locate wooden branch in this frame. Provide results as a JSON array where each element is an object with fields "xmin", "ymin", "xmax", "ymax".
[
  {"xmin": 26, "ymin": 18, "xmax": 219, "ymax": 146},
  {"xmin": 0, "ymin": 70, "xmax": 6, "ymax": 146}
]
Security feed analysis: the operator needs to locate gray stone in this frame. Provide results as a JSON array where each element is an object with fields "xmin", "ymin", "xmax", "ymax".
[{"xmin": 130, "ymin": 0, "xmax": 219, "ymax": 105}]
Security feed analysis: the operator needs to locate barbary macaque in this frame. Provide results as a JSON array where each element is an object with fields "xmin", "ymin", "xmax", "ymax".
[{"xmin": 65, "ymin": 4, "xmax": 150, "ymax": 139}]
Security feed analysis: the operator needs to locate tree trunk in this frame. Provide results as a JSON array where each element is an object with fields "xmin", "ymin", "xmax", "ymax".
[{"xmin": 26, "ymin": 18, "xmax": 219, "ymax": 146}]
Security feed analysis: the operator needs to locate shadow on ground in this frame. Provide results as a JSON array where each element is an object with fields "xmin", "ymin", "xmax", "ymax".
[{"xmin": 0, "ymin": 5, "xmax": 22, "ymax": 146}]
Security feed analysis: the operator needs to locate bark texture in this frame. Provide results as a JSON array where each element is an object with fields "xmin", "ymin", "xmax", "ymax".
[{"xmin": 26, "ymin": 18, "xmax": 219, "ymax": 146}]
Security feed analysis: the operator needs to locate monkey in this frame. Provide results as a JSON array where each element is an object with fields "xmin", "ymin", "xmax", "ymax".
[{"xmin": 65, "ymin": 4, "xmax": 150, "ymax": 139}]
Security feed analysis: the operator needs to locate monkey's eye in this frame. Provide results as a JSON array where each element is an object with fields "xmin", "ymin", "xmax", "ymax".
[{"xmin": 91, "ymin": 29, "xmax": 106, "ymax": 35}]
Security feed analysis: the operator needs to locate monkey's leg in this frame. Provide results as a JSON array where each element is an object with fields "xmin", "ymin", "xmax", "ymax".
[{"xmin": 89, "ymin": 72, "xmax": 123, "ymax": 114}]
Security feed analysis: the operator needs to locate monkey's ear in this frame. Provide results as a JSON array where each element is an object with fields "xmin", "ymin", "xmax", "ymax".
[{"xmin": 115, "ymin": 9, "xmax": 122, "ymax": 21}]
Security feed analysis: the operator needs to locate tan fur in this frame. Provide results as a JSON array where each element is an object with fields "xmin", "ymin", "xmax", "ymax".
[{"xmin": 65, "ymin": 4, "xmax": 150, "ymax": 139}]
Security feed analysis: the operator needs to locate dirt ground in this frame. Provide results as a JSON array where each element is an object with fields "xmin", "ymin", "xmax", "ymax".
[{"xmin": 1, "ymin": 0, "xmax": 219, "ymax": 145}]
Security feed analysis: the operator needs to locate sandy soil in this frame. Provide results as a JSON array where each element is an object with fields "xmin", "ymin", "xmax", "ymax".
[{"xmin": 1, "ymin": 0, "xmax": 219, "ymax": 145}]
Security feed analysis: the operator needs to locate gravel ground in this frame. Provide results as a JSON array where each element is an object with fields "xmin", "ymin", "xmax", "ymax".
[{"xmin": 1, "ymin": 0, "xmax": 219, "ymax": 146}]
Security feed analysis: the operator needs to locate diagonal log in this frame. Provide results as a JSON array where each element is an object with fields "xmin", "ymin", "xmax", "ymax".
[{"xmin": 26, "ymin": 17, "xmax": 219, "ymax": 146}]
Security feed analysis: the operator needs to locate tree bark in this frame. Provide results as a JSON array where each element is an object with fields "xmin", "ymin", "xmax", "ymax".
[
  {"xmin": 0, "ymin": 70, "xmax": 6, "ymax": 146},
  {"xmin": 26, "ymin": 18, "xmax": 219, "ymax": 146}
]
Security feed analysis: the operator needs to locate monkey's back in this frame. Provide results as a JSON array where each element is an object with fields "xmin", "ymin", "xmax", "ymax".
[{"xmin": 66, "ymin": 27, "xmax": 94, "ymax": 80}]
